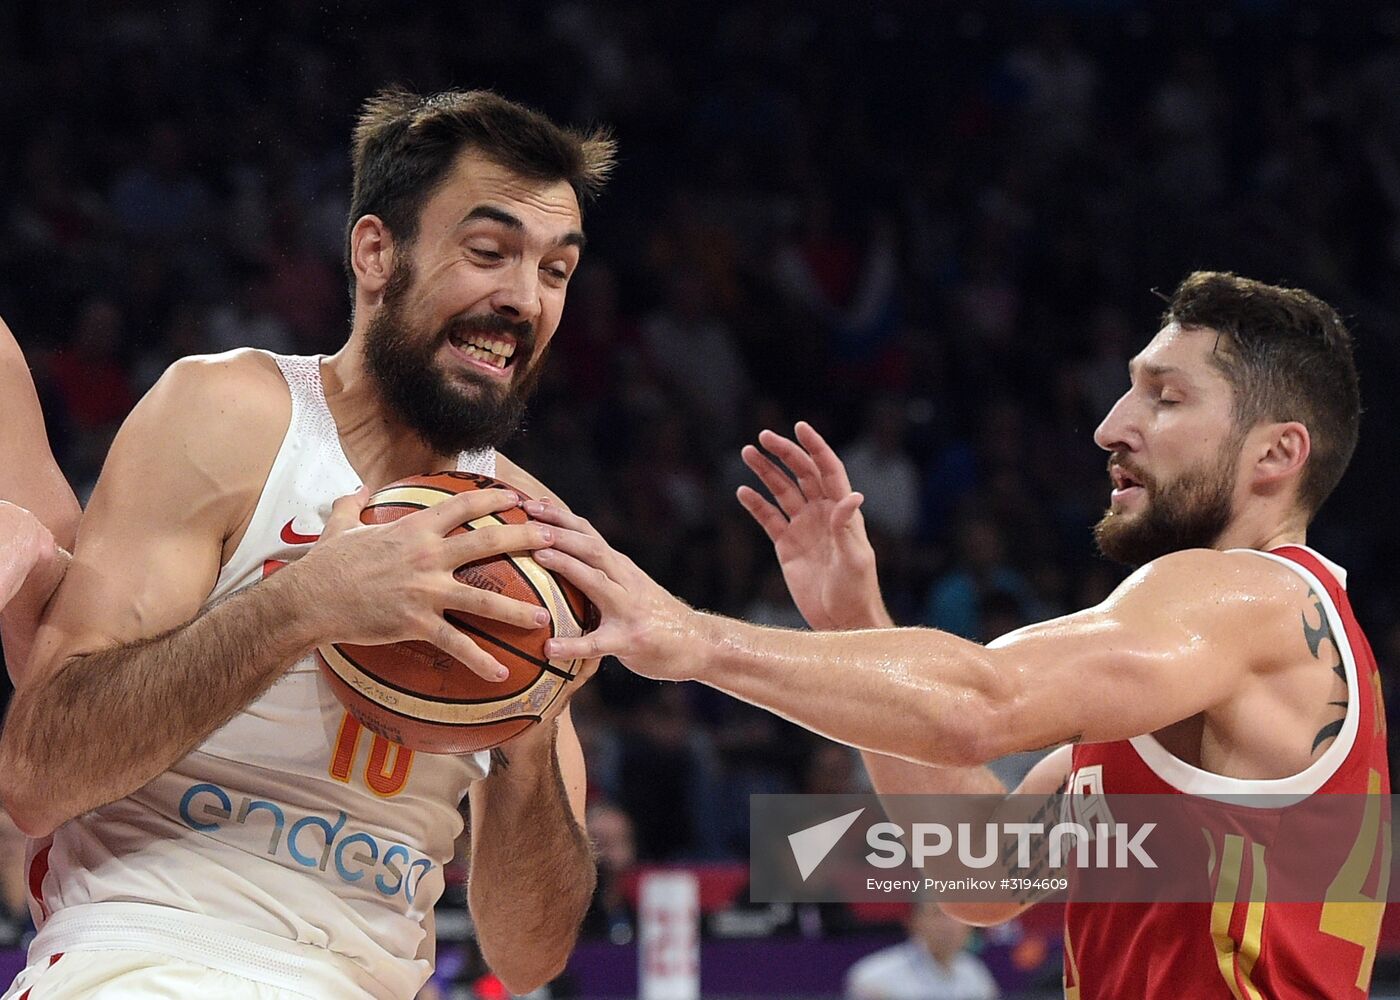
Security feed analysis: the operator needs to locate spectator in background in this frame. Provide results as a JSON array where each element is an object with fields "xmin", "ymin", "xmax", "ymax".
[
  {"xmin": 844, "ymin": 901, "xmax": 999, "ymax": 1000},
  {"xmin": 108, "ymin": 123, "xmax": 211, "ymax": 245},
  {"xmin": 921, "ymin": 514, "xmax": 1035, "ymax": 641},
  {"xmin": 45, "ymin": 299, "xmax": 134, "ymax": 435},
  {"xmin": 615, "ymin": 687, "xmax": 722, "ymax": 860},
  {"xmin": 581, "ymin": 801, "xmax": 637, "ymax": 945},
  {"xmin": 43, "ymin": 298, "xmax": 136, "ymax": 497},
  {"xmin": 204, "ymin": 262, "xmax": 295, "ymax": 355},
  {"xmin": 640, "ymin": 271, "xmax": 752, "ymax": 439},
  {"xmin": 842, "ymin": 396, "xmax": 921, "ymax": 542}
]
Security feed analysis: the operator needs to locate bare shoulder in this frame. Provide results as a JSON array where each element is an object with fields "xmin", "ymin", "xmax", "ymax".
[
  {"xmin": 1106, "ymin": 547, "xmax": 1310, "ymax": 643},
  {"xmin": 1118, "ymin": 547, "xmax": 1309, "ymax": 598},
  {"xmin": 495, "ymin": 453, "xmax": 571, "ymax": 511},
  {"xmin": 149, "ymin": 348, "xmax": 288, "ymax": 420},
  {"xmin": 139, "ymin": 349, "xmax": 288, "ymax": 455},
  {"xmin": 101, "ymin": 350, "xmax": 291, "ymax": 526}
]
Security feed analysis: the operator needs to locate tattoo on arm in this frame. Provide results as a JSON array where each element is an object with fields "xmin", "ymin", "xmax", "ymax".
[
  {"xmin": 1007, "ymin": 784, "xmax": 1069, "ymax": 905},
  {"xmin": 1302, "ymin": 590, "xmax": 1349, "ymax": 754}
]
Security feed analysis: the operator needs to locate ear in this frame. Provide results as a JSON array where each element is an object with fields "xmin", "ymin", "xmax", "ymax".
[
  {"xmin": 1251, "ymin": 420, "xmax": 1310, "ymax": 489},
  {"xmin": 349, "ymin": 215, "xmax": 395, "ymax": 300}
]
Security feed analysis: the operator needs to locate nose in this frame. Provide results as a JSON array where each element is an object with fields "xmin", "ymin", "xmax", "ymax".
[
  {"xmin": 489, "ymin": 261, "xmax": 542, "ymax": 325},
  {"xmin": 1093, "ymin": 390, "xmax": 1139, "ymax": 454}
]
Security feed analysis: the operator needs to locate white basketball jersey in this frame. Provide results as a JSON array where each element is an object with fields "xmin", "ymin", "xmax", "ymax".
[{"xmin": 27, "ymin": 353, "xmax": 494, "ymax": 999}]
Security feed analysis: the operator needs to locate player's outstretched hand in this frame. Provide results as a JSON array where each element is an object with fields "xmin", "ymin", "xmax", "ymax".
[
  {"xmin": 292, "ymin": 487, "xmax": 556, "ymax": 682},
  {"xmin": 737, "ymin": 422, "xmax": 888, "ymax": 630},
  {"xmin": 524, "ymin": 500, "xmax": 702, "ymax": 682}
]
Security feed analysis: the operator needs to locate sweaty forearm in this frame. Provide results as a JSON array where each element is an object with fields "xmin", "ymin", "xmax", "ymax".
[
  {"xmin": 0, "ymin": 568, "xmax": 322, "ymax": 836},
  {"xmin": 468, "ymin": 733, "xmax": 595, "ymax": 993},
  {"xmin": 815, "ymin": 608, "xmax": 1006, "ymax": 796},
  {"xmin": 695, "ymin": 617, "xmax": 1004, "ymax": 768}
]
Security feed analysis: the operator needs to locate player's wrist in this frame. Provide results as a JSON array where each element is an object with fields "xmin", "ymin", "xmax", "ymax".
[
  {"xmin": 259, "ymin": 558, "xmax": 338, "ymax": 654},
  {"xmin": 831, "ymin": 596, "xmax": 894, "ymax": 631},
  {"xmin": 688, "ymin": 609, "xmax": 740, "ymax": 682},
  {"xmin": 495, "ymin": 717, "xmax": 557, "ymax": 766}
]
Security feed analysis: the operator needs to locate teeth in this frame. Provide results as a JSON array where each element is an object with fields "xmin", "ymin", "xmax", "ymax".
[
  {"xmin": 461, "ymin": 335, "xmax": 515, "ymax": 361},
  {"xmin": 459, "ymin": 344, "xmax": 507, "ymax": 368}
]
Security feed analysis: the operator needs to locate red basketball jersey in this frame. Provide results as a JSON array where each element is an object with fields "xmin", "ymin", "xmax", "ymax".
[{"xmin": 1062, "ymin": 545, "xmax": 1390, "ymax": 999}]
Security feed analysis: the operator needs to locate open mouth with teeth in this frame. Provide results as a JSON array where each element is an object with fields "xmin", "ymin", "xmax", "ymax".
[{"xmin": 448, "ymin": 329, "xmax": 519, "ymax": 372}]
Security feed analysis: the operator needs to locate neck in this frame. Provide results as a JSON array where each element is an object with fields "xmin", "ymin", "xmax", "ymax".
[
  {"xmin": 321, "ymin": 341, "xmax": 459, "ymax": 489},
  {"xmin": 1212, "ymin": 504, "xmax": 1308, "ymax": 554}
]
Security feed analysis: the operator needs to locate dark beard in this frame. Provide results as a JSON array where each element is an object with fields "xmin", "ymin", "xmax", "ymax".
[
  {"xmin": 362, "ymin": 262, "xmax": 545, "ymax": 456},
  {"xmin": 1093, "ymin": 450, "xmax": 1237, "ymax": 568}
]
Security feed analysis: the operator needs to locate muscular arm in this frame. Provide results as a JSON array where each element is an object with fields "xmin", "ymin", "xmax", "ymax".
[
  {"xmin": 0, "ymin": 355, "xmax": 320, "ymax": 836},
  {"xmin": 814, "ymin": 577, "xmax": 1063, "ymax": 927},
  {"xmin": 463, "ymin": 456, "xmax": 597, "ymax": 995},
  {"xmin": 683, "ymin": 549, "xmax": 1270, "ymax": 767},
  {"xmin": 534, "ymin": 518, "xmax": 1285, "ymax": 771},
  {"xmin": 466, "ymin": 710, "xmax": 594, "ymax": 995},
  {"xmin": 1, "ymin": 354, "xmax": 548, "ymax": 838},
  {"xmin": 0, "ymin": 319, "xmax": 80, "ymax": 677}
]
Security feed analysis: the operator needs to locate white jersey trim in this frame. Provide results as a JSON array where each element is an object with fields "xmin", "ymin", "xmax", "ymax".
[
  {"xmin": 28, "ymin": 902, "xmax": 400, "ymax": 999},
  {"xmin": 1127, "ymin": 545, "xmax": 1359, "ymax": 804}
]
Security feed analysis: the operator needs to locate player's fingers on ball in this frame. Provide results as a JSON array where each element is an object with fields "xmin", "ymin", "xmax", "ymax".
[
  {"xmin": 741, "ymin": 444, "xmax": 804, "ymax": 515},
  {"xmin": 427, "ymin": 616, "xmax": 510, "ymax": 681},
  {"xmin": 545, "ymin": 628, "xmax": 614, "ymax": 661},
  {"xmin": 323, "ymin": 486, "xmax": 371, "ymax": 538},
  {"xmin": 446, "ymin": 588, "xmax": 548, "ymax": 630},
  {"xmin": 761, "ymin": 429, "xmax": 824, "ymax": 499},
  {"xmin": 425, "ymin": 488, "xmax": 520, "ymax": 532},
  {"xmin": 536, "ymin": 525, "xmax": 613, "ymax": 569},
  {"xmin": 543, "ymin": 636, "xmax": 589, "ymax": 660},
  {"xmin": 521, "ymin": 500, "xmax": 602, "ymax": 539},
  {"xmin": 736, "ymin": 485, "xmax": 788, "ymax": 540},
  {"xmin": 447, "ymin": 521, "xmax": 553, "ymax": 563},
  {"xmin": 796, "ymin": 421, "xmax": 855, "ymax": 496},
  {"xmin": 534, "ymin": 546, "xmax": 623, "ymax": 609}
]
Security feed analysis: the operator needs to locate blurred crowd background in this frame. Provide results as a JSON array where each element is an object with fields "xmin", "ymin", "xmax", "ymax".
[{"xmin": 2, "ymin": 0, "xmax": 1399, "ymax": 994}]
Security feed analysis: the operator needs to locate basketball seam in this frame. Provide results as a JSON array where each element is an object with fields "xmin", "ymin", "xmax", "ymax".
[
  {"xmin": 330, "ymin": 642, "xmax": 541, "ymax": 704},
  {"xmin": 444, "ymin": 614, "xmax": 575, "ymax": 681},
  {"xmin": 319, "ymin": 643, "xmax": 562, "ymax": 727},
  {"xmin": 468, "ymin": 512, "xmax": 581, "ymax": 646}
]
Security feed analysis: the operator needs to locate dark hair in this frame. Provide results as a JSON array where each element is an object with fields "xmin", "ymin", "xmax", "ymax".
[
  {"xmin": 346, "ymin": 87, "xmax": 616, "ymax": 293},
  {"xmin": 1163, "ymin": 271, "xmax": 1359, "ymax": 518}
]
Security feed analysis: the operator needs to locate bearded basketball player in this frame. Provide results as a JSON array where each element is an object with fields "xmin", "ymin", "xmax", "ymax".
[
  {"xmin": 528, "ymin": 272, "xmax": 1390, "ymax": 998},
  {"xmin": 0, "ymin": 90, "xmax": 614, "ymax": 999}
]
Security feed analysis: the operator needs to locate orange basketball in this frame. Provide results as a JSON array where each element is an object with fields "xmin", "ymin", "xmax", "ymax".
[{"xmin": 315, "ymin": 471, "xmax": 596, "ymax": 754}]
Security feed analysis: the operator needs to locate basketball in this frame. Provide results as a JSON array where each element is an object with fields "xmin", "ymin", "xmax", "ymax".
[{"xmin": 315, "ymin": 471, "xmax": 596, "ymax": 754}]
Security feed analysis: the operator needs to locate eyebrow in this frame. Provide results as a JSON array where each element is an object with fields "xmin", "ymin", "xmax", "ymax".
[
  {"xmin": 1127, "ymin": 360, "xmax": 1189, "ymax": 381},
  {"xmin": 460, "ymin": 205, "xmax": 587, "ymax": 251}
]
